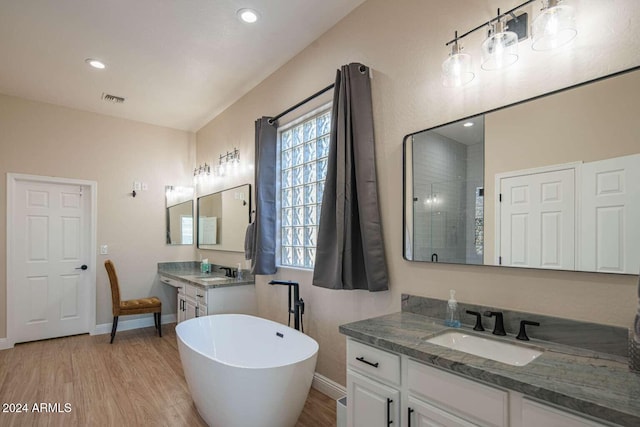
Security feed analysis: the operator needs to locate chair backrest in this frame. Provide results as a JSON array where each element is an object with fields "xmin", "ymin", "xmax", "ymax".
[{"xmin": 104, "ymin": 260, "xmax": 121, "ymax": 316}]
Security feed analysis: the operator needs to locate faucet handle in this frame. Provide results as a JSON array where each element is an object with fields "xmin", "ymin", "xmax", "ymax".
[
  {"xmin": 465, "ymin": 310, "xmax": 485, "ymax": 331},
  {"xmin": 516, "ymin": 320, "xmax": 540, "ymax": 341},
  {"xmin": 484, "ymin": 311, "xmax": 506, "ymax": 336}
]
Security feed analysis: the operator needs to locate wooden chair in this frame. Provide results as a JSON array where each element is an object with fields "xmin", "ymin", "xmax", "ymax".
[{"xmin": 105, "ymin": 260, "xmax": 162, "ymax": 344}]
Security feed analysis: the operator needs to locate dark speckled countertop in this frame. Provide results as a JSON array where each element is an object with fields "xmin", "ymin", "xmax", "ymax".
[
  {"xmin": 340, "ymin": 311, "xmax": 640, "ymax": 426},
  {"xmin": 157, "ymin": 261, "xmax": 255, "ymax": 289}
]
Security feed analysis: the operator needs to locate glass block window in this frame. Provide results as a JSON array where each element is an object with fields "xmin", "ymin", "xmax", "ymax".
[{"xmin": 278, "ymin": 107, "xmax": 331, "ymax": 269}]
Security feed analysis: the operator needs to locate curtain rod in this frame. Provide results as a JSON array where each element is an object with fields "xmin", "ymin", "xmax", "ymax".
[{"xmin": 268, "ymin": 83, "xmax": 335, "ymax": 125}]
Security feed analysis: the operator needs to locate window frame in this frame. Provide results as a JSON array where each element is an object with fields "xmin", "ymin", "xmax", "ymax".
[{"xmin": 276, "ymin": 103, "xmax": 332, "ymax": 270}]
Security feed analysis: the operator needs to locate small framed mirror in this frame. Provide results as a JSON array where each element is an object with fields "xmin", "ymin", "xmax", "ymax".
[
  {"xmin": 197, "ymin": 184, "xmax": 251, "ymax": 252},
  {"xmin": 165, "ymin": 186, "xmax": 194, "ymax": 245}
]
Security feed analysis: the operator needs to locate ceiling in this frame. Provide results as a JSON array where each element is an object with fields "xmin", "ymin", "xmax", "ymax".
[{"xmin": 0, "ymin": 0, "xmax": 366, "ymax": 131}]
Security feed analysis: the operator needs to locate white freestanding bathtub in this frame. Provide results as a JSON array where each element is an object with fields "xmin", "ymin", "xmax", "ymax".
[{"xmin": 176, "ymin": 314, "xmax": 319, "ymax": 427}]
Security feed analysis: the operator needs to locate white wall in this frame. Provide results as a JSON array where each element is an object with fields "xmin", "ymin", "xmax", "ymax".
[{"xmin": 195, "ymin": 0, "xmax": 640, "ymax": 386}]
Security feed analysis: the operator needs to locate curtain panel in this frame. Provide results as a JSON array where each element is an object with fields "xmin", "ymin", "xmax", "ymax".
[
  {"xmin": 251, "ymin": 117, "xmax": 278, "ymax": 275},
  {"xmin": 312, "ymin": 63, "xmax": 389, "ymax": 291}
]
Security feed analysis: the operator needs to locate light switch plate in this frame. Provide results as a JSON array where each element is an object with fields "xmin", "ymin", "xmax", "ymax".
[{"xmin": 100, "ymin": 245, "xmax": 108, "ymax": 255}]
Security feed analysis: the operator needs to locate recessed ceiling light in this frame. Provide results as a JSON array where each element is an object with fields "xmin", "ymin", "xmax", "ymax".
[
  {"xmin": 85, "ymin": 58, "xmax": 106, "ymax": 69},
  {"xmin": 237, "ymin": 8, "xmax": 259, "ymax": 23},
  {"xmin": 463, "ymin": 122, "xmax": 474, "ymax": 127}
]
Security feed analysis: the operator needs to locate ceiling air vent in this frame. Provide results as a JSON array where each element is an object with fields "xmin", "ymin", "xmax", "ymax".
[{"xmin": 101, "ymin": 93, "xmax": 125, "ymax": 104}]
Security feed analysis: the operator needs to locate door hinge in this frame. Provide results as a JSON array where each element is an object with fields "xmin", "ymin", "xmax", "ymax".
[
  {"xmin": 498, "ymin": 256, "xmax": 502, "ymax": 265},
  {"xmin": 499, "ymin": 193, "xmax": 502, "ymax": 202}
]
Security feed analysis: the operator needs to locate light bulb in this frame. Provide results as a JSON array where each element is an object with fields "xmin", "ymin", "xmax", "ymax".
[
  {"xmin": 481, "ymin": 19, "xmax": 519, "ymax": 71},
  {"xmin": 442, "ymin": 40, "xmax": 475, "ymax": 87},
  {"xmin": 532, "ymin": 0, "xmax": 577, "ymax": 51}
]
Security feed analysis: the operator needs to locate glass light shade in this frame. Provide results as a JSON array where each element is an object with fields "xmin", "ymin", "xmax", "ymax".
[
  {"xmin": 442, "ymin": 43, "xmax": 475, "ymax": 87},
  {"xmin": 481, "ymin": 22, "xmax": 519, "ymax": 71},
  {"xmin": 532, "ymin": 1, "xmax": 577, "ymax": 51}
]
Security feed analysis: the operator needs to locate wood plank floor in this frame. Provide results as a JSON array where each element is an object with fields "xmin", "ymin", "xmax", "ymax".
[{"xmin": 0, "ymin": 324, "xmax": 337, "ymax": 427}]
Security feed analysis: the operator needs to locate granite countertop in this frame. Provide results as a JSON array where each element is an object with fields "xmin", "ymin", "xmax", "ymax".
[
  {"xmin": 157, "ymin": 261, "xmax": 255, "ymax": 289},
  {"xmin": 340, "ymin": 312, "xmax": 640, "ymax": 426}
]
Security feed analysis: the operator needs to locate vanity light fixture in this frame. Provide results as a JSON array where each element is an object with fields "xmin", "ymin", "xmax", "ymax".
[
  {"xmin": 215, "ymin": 147, "xmax": 241, "ymax": 177},
  {"xmin": 481, "ymin": 10, "xmax": 519, "ymax": 71},
  {"xmin": 531, "ymin": 0, "xmax": 577, "ymax": 51},
  {"xmin": 237, "ymin": 8, "xmax": 259, "ymax": 24},
  {"xmin": 441, "ymin": 31, "xmax": 475, "ymax": 87},
  {"xmin": 193, "ymin": 163, "xmax": 211, "ymax": 184},
  {"xmin": 442, "ymin": 0, "xmax": 579, "ymax": 86},
  {"xmin": 85, "ymin": 58, "xmax": 105, "ymax": 69}
]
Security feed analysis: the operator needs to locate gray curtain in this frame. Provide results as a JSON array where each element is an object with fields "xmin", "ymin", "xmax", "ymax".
[
  {"xmin": 251, "ymin": 117, "xmax": 278, "ymax": 275},
  {"xmin": 312, "ymin": 63, "xmax": 389, "ymax": 291}
]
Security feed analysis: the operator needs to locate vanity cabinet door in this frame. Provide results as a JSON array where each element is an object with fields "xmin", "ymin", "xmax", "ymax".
[
  {"xmin": 407, "ymin": 396, "xmax": 477, "ymax": 427},
  {"xmin": 184, "ymin": 298, "xmax": 197, "ymax": 321},
  {"xmin": 347, "ymin": 369, "xmax": 400, "ymax": 427},
  {"xmin": 176, "ymin": 287, "xmax": 186, "ymax": 323}
]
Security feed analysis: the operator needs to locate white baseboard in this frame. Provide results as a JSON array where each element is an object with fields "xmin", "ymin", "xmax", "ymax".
[
  {"xmin": 92, "ymin": 313, "xmax": 176, "ymax": 335},
  {"xmin": 0, "ymin": 338, "xmax": 12, "ymax": 351},
  {"xmin": 312, "ymin": 372, "xmax": 346, "ymax": 400}
]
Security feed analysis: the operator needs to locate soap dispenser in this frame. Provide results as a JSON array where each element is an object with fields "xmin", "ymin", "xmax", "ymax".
[{"xmin": 445, "ymin": 289, "xmax": 461, "ymax": 328}]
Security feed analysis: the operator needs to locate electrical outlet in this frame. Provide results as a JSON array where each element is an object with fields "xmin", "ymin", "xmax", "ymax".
[
  {"xmin": 142, "ymin": 182, "xmax": 148, "ymax": 191},
  {"xmin": 133, "ymin": 181, "xmax": 142, "ymax": 191},
  {"xmin": 100, "ymin": 245, "xmax": 108, "ymax": 255}
]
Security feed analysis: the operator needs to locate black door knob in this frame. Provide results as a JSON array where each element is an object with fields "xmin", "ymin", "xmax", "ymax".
[{"xmin": 75, "ymin": 265, "xmax": 88, "ymax": 270}]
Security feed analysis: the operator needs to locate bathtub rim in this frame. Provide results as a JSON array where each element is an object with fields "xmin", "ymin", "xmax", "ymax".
[{"xmin": 176, "ymin": 313, "xmax": 319, "ymax": 370}]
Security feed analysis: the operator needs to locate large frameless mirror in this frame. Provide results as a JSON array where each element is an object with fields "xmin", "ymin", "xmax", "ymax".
[
  {"xmin": 166, "ymin": 186, "xmax": 194, "ymax": 245},
  {"xmin": 197, "ymin": 184, "xmax": 251, "ymax": 252},
  {"xmin": 404, "ymin": 67, "xmax": 640, "ymax": 274}
]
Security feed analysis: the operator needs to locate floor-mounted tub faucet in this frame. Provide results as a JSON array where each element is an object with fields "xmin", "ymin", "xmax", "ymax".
[{"xmin": 268, "ymin": 280, "xmax": 305, "ymax": 332}]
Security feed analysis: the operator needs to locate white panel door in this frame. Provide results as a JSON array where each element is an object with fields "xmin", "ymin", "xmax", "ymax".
[
  {"xmin": 499, "ymin": 169, "xmax": 575, "ymax": 269},
  {"xmin": 581, "ymin": 154, "xmax": 640, "ymax": 274},
  {"xmin": 12, "ymin": 180, "xmax": 91, "ymax": 343}
]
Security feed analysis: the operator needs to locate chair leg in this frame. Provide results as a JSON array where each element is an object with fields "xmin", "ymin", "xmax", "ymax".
[
  {"xmin": 110, "ymin": 316, "xmax": 119, "ymax": 344},
  {"xmin": 153, "ymin": 312, "xmax": 158, "ymax": 330},
  {"xmin": 156, "ymin": 312, "xmax": 162, "ymax": 337}
]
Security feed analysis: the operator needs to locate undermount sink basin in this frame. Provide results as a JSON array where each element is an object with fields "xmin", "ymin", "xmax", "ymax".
[
  {"xmin": 426, "ymin": 331, "xmax": 543, "ymax": 366},
  {"xmin": 199, "ymin": 276, "xmax": 229, "ymax": 282}
]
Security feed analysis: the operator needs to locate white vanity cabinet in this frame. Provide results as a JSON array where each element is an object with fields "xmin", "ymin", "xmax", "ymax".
[
  {"xmin": 346, "ymin": 338, "xmax": 613, "ymax": 427},
  {"xmin": 160, "ymin": 274, "xmax": 256, "ymax": 323}
]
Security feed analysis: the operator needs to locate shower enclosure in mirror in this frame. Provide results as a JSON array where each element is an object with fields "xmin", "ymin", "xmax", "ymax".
[
  {"xmin": 404, "ymin": 67, "xmax": 640, "ymax": 274},
  {"xmin": 405, "ymin": 115, "xmax": 484, "ymax": 265},
  {"xmin": 166, "ymin": 186, "xmax": 194, "ymax": 245},
  {"xmin": 197, "ymin": 184, "xmax": 251, "ymax": 252}
]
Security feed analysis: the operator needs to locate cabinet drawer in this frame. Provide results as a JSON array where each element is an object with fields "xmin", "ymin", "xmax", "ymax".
[
  {"xmin": 408, "ymin": 360, "xmax": 508, "ymax": 427},
  {"xmin": 185, "ymin": 283, "xmax": 206, "ymax": 302},
  {"xmin": 347, "ymin": 339, "xmax": 400, "ymax": 386},
  {"xmin": 522, "ymin": 399, "xmax": 609, "ymax": 427},
  {"xmin": 159, "ymin": 275, "xmax": 180, "ymax": 288}
]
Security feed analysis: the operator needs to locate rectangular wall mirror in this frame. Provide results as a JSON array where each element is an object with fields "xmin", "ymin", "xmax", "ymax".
[
  {"xmin": 404, "ymin": 67, "xmax": 640, "ymax": 274},
  {"xmin": 197, "ymin": 184, "xmax": 251, "ymax": 252},
  {"xmin": 166, "ymin": 186, "xmax": 194, "ymax": 245}
]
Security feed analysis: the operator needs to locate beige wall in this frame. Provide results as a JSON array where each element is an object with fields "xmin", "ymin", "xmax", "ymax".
[
  {"xmin": 484, "ymin": 69, "xmax": 640, "ymax": 262},
  {"xmin": 195, "ymin": 0, "xmax": 640, "ymax": 387},
  {"xmin": 0, "ymin": 94, "xmax": 196, "ymax": 337}
]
